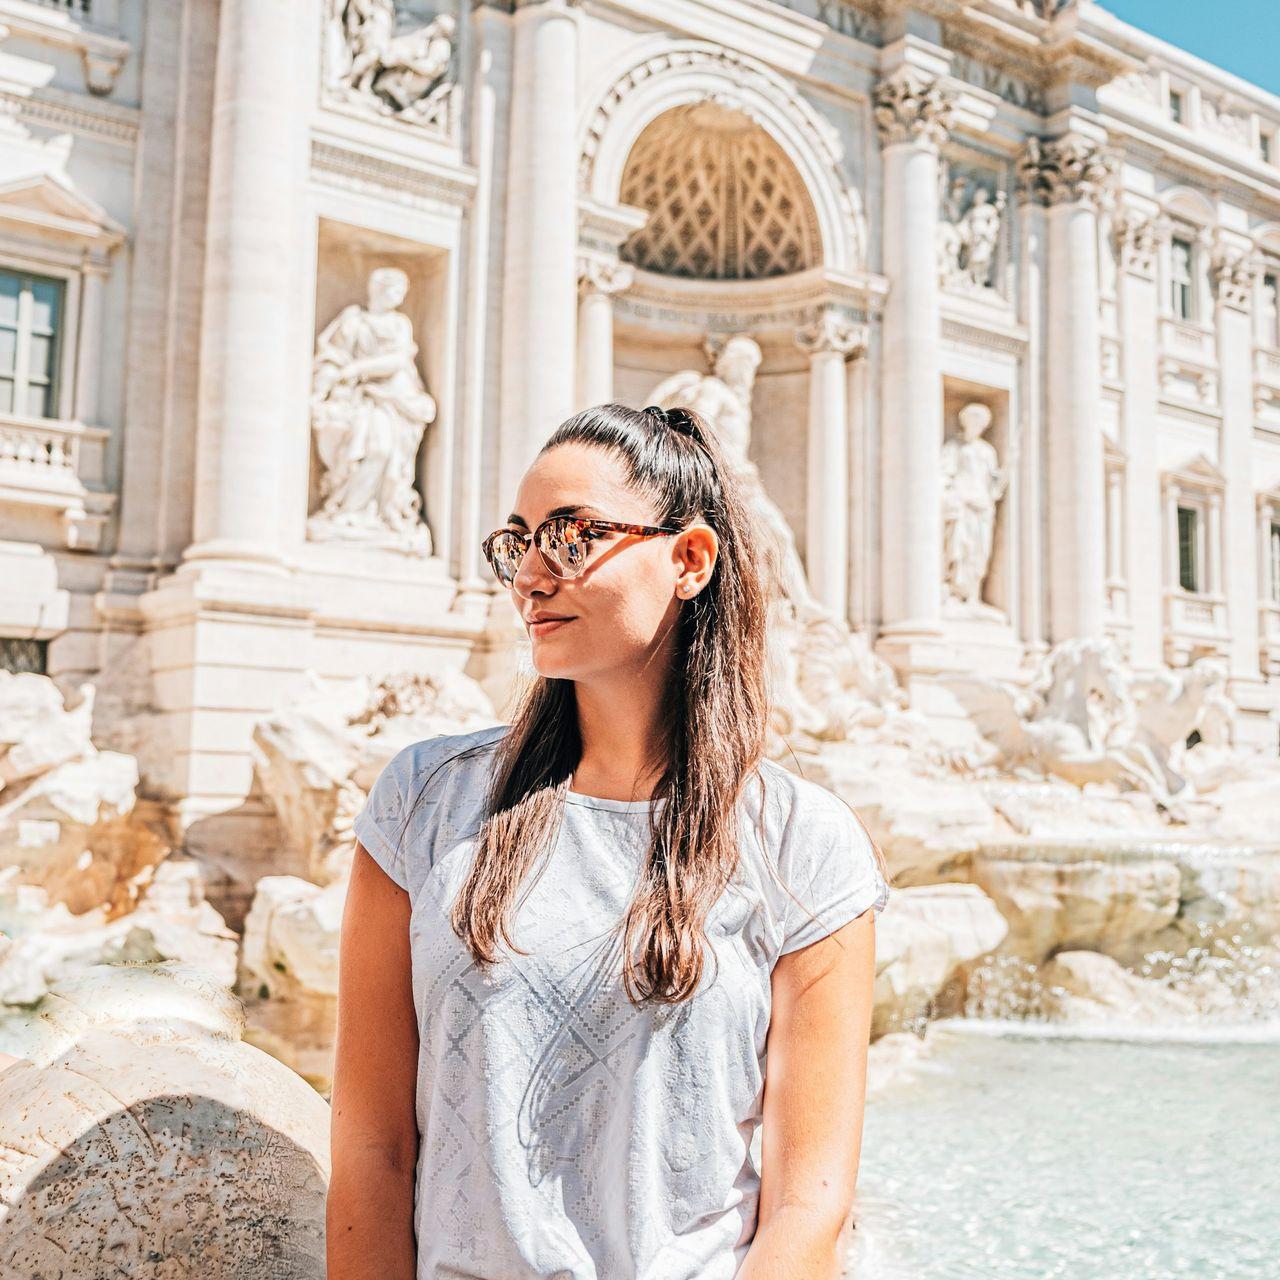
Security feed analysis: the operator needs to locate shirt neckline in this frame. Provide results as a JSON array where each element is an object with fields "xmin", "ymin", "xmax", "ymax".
[{"xmin": 565, "ymin": 790, "xmax": 666, "ymax": 813}]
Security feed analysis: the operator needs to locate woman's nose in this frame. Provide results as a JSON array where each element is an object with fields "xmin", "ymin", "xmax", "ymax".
[{"xmin": 511, "ymin": 539, "xmax": 556, "ymax": 597}]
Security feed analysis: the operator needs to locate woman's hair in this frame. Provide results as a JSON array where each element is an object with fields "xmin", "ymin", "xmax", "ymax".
[{"xmin": 450, "ymin": 402, "xmax": 771, "ymax": 1004}]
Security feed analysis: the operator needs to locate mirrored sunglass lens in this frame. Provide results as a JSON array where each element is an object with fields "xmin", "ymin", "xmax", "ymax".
[
  {"xmin": 541, "ymin": 518, "xmax": 591, "ymax": 576},
  {"xmin": 488, "ymin": 533, "xmax": 524, "ymax": 585}
]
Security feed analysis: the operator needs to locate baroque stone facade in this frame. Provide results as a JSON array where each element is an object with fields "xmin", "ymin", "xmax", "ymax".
[{"xmin": 1, "ymin": 0, "xmax": 1280, "ymax": 874}]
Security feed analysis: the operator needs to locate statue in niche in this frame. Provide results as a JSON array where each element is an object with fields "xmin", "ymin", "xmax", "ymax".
[
  {"xmin": 308, "ymin": 267, "xmax": 437, "ymax": 555},
  {"xmin": 648, "ymin": 334, "xmax": 826, "ymax": 624},
  {"xmin": 940, "ymin": 402, "xmax": 1015, "ymax": 616},
  {"xmin": 647, "ymin": 335, "xmax": 912, "ymax": 750},
  {"xmin": 938, "ymin": 168, "xmax": 1006, "ymax": 291},
  {"xmin": 327, "ymin": 1, "xmax": 455, "ymax": 127}
]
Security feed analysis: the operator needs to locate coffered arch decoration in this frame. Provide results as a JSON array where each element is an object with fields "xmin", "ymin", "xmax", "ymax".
[
  {"xmin": 618, "ymin": 102, "xmax": 820, "ymax": 280},
  {"xmin": 578, "ymin": 43, "xmax": 867, "ymax": 274}
]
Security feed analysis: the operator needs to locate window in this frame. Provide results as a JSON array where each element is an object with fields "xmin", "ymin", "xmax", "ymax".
[
  {"xmin": 1169, "ymin": 89, "xmax": 1184, "ymax": 124},
  {"xmin": 0, "ymin": 269, "xmax": 65, "ymax": 420},
  {"xmin": 1177, "ymin": 505, "xmax": 1200, "ymax": 592},
  {"xmin": 1272, "ymin": 521, "xmax": 1280, "ymax": 602},
  {"xmin": 1262, "ymin": 132, "xmax": 1274, "ymax": 165},
  {"xmin": 1170, "ymin": 236, "xmax": 1194, "ymax": 320},
  {"xmin": 0, "ymin": 637, "xmax": 47, "ymax": 674},
  {"xmin": 1263, "ymin": 272, "xmax": 1280, "ymax": 349}
]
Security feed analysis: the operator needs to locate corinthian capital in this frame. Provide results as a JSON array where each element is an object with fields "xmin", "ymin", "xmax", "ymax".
[
  {"xmin": 1111, "ymin": 206, "xmax": 1163, "ymax": 279},
  {"xmin": 1209, "ymin": 237, "xmax": 1259, "ymax": 311},
  {"xmin": 577, "ymin": 256, "xmax": 634, "ymax": 298},
  {"xmin": 796, "ymin": 309, "xmax": 867, "ymax": 358},
  {"xmin": 1016, "ymin": 134, "xmax": 1116, "ymax": 208},
  {"xmin": 874, "ymin": 68, "xmax": 954, "ymax": 150}
]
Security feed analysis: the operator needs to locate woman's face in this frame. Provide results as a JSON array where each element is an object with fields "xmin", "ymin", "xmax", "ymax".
[{"xmin": 504, "ymin": 442, "xmax": 716, "ymax": 682}]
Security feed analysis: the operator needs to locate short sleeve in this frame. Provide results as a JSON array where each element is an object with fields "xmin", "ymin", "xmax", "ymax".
[
  {"xmin": 775, "ymin": 792, "xmax": 889, "ymax": 955},
  {"xmin": 352, "ymin": 747, "xmax": 413, "ymax": 891}
]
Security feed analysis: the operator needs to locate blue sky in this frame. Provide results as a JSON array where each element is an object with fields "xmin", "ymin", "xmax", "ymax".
[{"xmin": 1100, "ymin": 0, "xmax": 1280, "ymax": 98}]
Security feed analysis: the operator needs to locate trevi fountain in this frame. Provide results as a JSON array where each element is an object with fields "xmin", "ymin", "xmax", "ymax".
[{"xmin": 0, "ymin": 0, "xmax": 1278, "ymax": 1277}]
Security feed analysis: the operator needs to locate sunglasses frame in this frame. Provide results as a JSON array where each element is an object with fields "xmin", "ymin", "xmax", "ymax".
[{"xmin": 482, "ymin": 516, "xmax": 685, "ymax": 587}]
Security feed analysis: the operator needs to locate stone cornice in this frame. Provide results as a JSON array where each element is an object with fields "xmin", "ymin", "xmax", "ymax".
[
  {"xmin": 310, "ymin": 140, "xmax": 477, "ymax": 210},
  {"xmin": 0, "ymin": 83, "xmax": 138, "ymax": 148},
  {"xmin": 615, "ymin": 264, "xmax": 887, "ymax": 335}
]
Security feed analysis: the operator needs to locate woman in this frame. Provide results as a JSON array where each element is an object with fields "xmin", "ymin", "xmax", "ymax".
[{"xmin": 328, "ymin": 403, "xmax": 890, "ymax": 1280}]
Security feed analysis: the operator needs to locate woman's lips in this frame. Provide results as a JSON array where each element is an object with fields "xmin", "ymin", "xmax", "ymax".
[{"xmin": 529, "ymin": 617, "xmax": 575, "ymax": 636}]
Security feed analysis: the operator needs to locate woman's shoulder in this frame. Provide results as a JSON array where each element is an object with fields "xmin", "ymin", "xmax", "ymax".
[
  {"xmin": 748, "ymin": 756, "xmax": 858, "ymax": 828},
  {"xmin": 376, "ymin": 722, "xmax": 510, "ymax": 798}
]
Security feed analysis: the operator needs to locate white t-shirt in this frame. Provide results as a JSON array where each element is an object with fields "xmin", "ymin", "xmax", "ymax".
[{"xmin": 351, "ymin": 722, "xmax": 889, "ymax": 1280}]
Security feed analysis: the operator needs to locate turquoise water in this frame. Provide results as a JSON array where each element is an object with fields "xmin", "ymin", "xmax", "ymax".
[{"xmin": 853, "ymin": 1023, "xmax": 1280, "ymax": 1280}]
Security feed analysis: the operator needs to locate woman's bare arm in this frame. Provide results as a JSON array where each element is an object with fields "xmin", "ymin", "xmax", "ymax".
[
  {"xmin": 738, "ymin": 910, "xmax": 878, "ymax": 1280},
  {"xmin": 327, "ymin": 842, "xmax": 420, "ymax": 1280}
]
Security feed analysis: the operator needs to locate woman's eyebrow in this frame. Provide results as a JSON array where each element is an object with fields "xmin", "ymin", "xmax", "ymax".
[{"xmin": 505, "ymin": 504, "xmax": 601, "ymax": 527}]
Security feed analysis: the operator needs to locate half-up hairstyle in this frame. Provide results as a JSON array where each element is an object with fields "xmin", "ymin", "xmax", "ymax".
[{"xmin": 450, "ymin": 401, "xmax": 771, "ymax": 1004}]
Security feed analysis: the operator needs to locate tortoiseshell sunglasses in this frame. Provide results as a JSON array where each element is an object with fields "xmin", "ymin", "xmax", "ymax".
[{"xmin": 482, "ymin": 516, "xmax": 684, "ymax": 588}]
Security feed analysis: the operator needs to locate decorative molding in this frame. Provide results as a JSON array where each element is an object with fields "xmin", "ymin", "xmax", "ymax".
[
  {"xmin": 940, "ymin": 314, "xmax": 1028, "ymax": 356},
  {"xmin": 1016, "ymin": 134, "xmax": 1116, "ymax": 208},
  {"xmin": 945, "ymin": 46, "xmax": 1047, "ymax": 115},
  {"xmin": 873, "ymin": 67, "xmax": 954, "ymax": 150},
  {"xmin": 0, "ymin": 84, "xmax": 138, "ymax": 147},
  {"xmin": 0, "ymin": 5, "xmax": 129, "ymax": 97},
  {"xmin": 772, "ymin": 0, "xmax": 880, "ymax": 47},
  {"xmin": 310, "ymin": 140, "xmax": 476, "ymax": 211}
]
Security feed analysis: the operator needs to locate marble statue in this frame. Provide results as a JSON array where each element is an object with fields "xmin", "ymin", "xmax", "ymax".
[
  {"xmin": 328, "ymin": 1, "xmax": 455, "ymax": 126},
  {"xmin": 938, "ymin": 173, "xmax": 1006, "ymax": 291},
  {"xmin": 647, "ymin": 335, "xmax": 912, "ymax": 751},
  {"xmin": 308, "ymin": 267, "xmax": 437, "ymax": 554},
  {"xmin": 940, "ymin": 402, "xmax": 1015, "ymax": 615},
  {"xmin": 647, "ymin": 334, "xmax": 827, "ymax": 623},
  {"xmin": 957, "ymin": 187, "xmax": 1005, "ymax": 290},
  {"xmin": 941, "ymin": 638, "xmax": 1272, "ymax": 820}
]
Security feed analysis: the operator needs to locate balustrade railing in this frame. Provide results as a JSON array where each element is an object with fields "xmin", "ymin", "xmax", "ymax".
[{"xmin": 31, "ymin": 0, "xmax": 93, "ymax": 16}]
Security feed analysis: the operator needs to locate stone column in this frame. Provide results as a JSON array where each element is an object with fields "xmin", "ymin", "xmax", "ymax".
[
  {"xmin": 1211, "ymin": 236, "xmax": 1264, "ymax": 683},
  {"xmin": 576, "ymin": 258, "xmax": 632, "ymax": 409},
  {"xmin": 1019, "ymin": 134, "xmax": 1113, "ymax": 642},
  {"xmin": 1113, "ymin": 206, "xmax": 1164, "ymax": 667},
  {"xmin": 1206, "ymin": 490, "xmax": 1222, "ymax": 598},
  {"xmin": 185, "ymin": 0, "xmax": 308, "ymax": 571},
  {"xmin": 73, "ymin": 264, "xmax": 106, "ymax": 425},
  {"xmin": 1257, "ymin": 498, "xmax": 1274, "ymax": 602},
  {"xmin": 1105, "ymin": 466, "xmax": 1123, "ymax": 584},
  {"xmin": 796, "ymin": 309, "xmax": 865, "ymax": 620},
  {"xmin": 498, "ymin": 0, "xmax": 578, "ymax": 505},
  {"xmin": 874, "ymin": 68, "xmax": 952, "ymax": 666}
]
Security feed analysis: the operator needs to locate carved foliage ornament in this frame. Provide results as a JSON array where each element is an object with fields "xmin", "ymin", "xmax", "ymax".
[
  {"xmin": 873, "ymin": 69, "xmax": 954, "ymax": 150},
  {"xmin": 1208, "ymin": 241, "xmax": 1258, "ymax": 311},
  {"xmin": 1111, "ymin": 207, "xmax": 1162, "ymax": 279},
  {"xmin": 1016, "ymin": 135, "xmax": 1116, "ymax": 208}
]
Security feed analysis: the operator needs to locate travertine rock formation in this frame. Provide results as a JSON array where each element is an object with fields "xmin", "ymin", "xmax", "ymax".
[{"xmin": 0, "ymin": 963, "xmax": 330, "ymax": 1278}]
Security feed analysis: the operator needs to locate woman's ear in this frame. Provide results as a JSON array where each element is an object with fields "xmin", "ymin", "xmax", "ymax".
[{"xmin": 675, "ymin": 523, "xmax": 718, "ymax": 595}]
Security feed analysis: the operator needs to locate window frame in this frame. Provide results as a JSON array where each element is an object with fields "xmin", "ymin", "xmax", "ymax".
[
  {"xmin": 0, "ymin": 250, "xmax": 80, "ymax": 427},
  {"xmin": 1169, "ymin": 232, "xmax": 1196, "ymax": 322},
  {"xmin": 0, "ymin": 267, "xmax": 67, "ymax": 421},
  {"xmin": 1176, "ymin": 502, "xmax": 1202, "ymax": 594}
]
